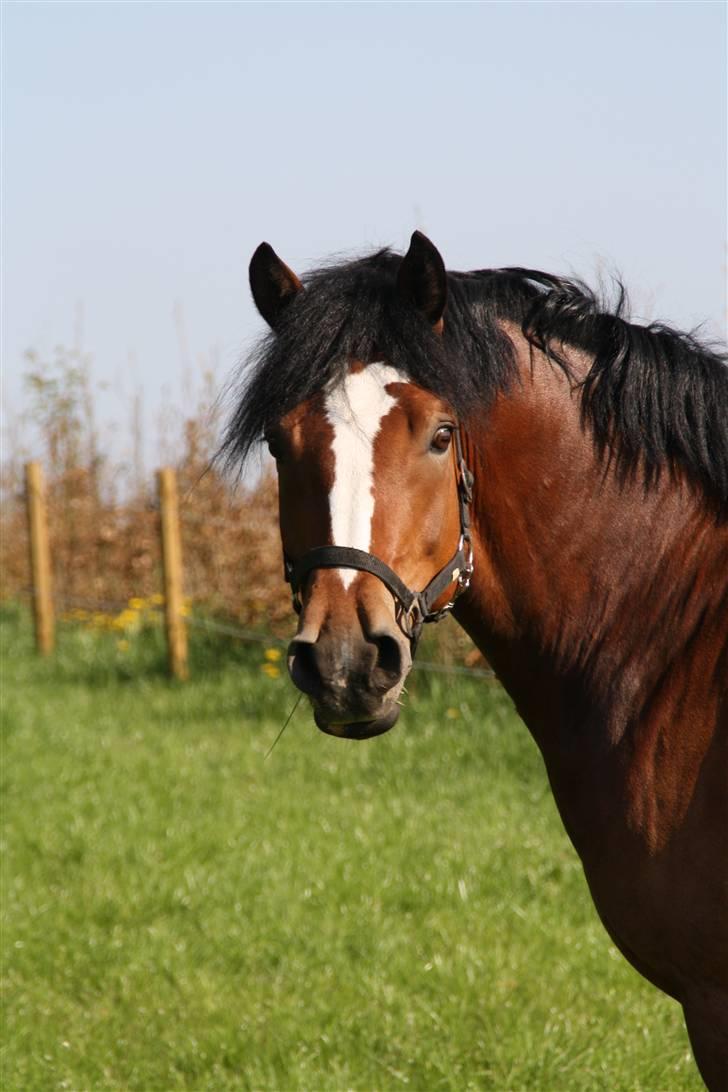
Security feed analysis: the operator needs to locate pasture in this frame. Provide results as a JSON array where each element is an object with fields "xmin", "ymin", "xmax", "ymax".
[{"xmin": 2, "ymin": 604, "xmax": 699, "ymax": 1090}]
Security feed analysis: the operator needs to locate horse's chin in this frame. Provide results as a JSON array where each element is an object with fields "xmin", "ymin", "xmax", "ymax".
[{"xmin": 314, "ymin": 705, "xmax": 400, "ymax": 740}]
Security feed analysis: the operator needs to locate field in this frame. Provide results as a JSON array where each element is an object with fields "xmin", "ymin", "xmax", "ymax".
[{"xmin": 2, "ymin": 604, "xmax": 700, "ymax": 1091}]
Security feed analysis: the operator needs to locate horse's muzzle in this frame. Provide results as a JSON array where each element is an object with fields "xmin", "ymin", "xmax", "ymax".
[{"xmin": 287, "ymin": 626, "xmax": 409, "ymax": 740}]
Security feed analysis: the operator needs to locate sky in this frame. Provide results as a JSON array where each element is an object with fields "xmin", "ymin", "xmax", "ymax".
[{"xmin": 3, "ymin": 1, "xmax": 726, "ymax": 465}]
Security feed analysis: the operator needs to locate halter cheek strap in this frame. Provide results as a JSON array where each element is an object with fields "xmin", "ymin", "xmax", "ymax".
[{"xmin": 283, "ymin": 429, "xmax": 475, "ymax": 644}]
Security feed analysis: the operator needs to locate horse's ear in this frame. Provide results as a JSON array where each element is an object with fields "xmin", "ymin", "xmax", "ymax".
[
  {"xmin": 249, "ymin": 242, "xmax": 303, "ymax": 329},
  {"xmin": 396, "ymin": 230, "xmax": 447, "ymax": 330}
]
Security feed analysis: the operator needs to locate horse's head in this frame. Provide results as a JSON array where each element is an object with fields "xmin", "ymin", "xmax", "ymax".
[{"xmin": 249, "ymin": 233, "xmax": 473, "ymax": 739}]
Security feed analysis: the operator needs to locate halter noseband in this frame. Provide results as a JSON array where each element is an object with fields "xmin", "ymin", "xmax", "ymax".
[{"xmin": 283, "ymin": 429, "xmax": 475, "ymax": 644}]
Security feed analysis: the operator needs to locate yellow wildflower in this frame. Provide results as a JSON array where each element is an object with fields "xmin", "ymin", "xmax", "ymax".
[
  {"xmin": 128, "ymin": 597, "xmax": 145, "ymax": 611},
  {"xmin": 261, "ymin": 663, "xmax": 281, "ymax": 679},
  {"xmin": 264, "ymin": 647, "xmax": 282, "ymax": 662},
  {"xmin": 446, "ymin": 707, "xmax": 460, "ymax": 720},
  {"xmin": 113, "ymin": 609, "xmax": 138, "ymax": 631},
  {"xmin": 117, "ymin": 639, "xmax": 129, "ymax": 652}
]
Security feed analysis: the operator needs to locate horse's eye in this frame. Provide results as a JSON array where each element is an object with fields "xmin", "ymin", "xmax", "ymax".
[
  {"xmin": 431, "ymin": 426, "xmax": 454, "ymax": 453},
  {"xmin": 265, "ymin": 435, "xmax": 282, "ymax": 461}
]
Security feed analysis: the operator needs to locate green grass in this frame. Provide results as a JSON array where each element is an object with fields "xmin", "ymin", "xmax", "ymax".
[{"xmin": 1, "ymin": 603, "xmax": 699, "ymax": 1091}]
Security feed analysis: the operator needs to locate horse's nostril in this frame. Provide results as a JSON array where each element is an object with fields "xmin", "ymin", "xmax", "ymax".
[
  {"xmin": 289, "ymin": 631, "xmax": 405, "ymax": 703},
  {"xmin": 371, "ymin": 633, "xmax": 403, "ymax": 691},
  {"xmin": 288, "ymin": 639, "xmax": 322, "ymax": 698}
]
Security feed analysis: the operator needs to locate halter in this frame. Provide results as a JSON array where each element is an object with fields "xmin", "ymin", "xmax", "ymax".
[{"xmin": 283, "ymin": 429, "xmax": 475, "ymax": 644}]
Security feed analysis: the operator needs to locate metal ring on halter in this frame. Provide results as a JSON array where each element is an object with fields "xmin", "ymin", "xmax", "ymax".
[{"xmin": 400, "ymin": 597, "xmax": 424, "ymax": 639}]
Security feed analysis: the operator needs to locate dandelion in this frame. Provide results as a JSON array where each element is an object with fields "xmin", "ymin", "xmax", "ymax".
[
  {"xmin": 113, "ymin": 609, "xmax": 139, "ymax": 632},
  {"xmin": 261, "ymin": 663, "xmax": 281, "ymax": 679},
  {"xmin": 264, "ymin": 647, "xmax": 282, "ymax": 662},
  {"xmin": 446, "ymin": 707, "xmax": 460, "ymax": 720},
  {"xmin": 128, "ymin": 597, "xmax": 145, "ymax": 611},
  {"xmin": 149, "ymin": 593, "xmax": 164, "ymax": 606}
]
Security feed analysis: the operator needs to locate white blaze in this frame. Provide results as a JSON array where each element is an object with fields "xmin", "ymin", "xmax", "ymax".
[{"xmin": 324, "ymin": 363, "xmax": 406, "ymax": 589}]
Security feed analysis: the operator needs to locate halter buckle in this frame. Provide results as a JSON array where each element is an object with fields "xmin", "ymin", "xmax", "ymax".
[
  {"xmin": 460, "ymin": 533, "xmax": 474, "ymax": 588},
  {"xmin": 458, "ymin": 460, "xmax": 474, "ymax": 505},
  {"xmin": 284, "ymin": 558, "xmax": 303, "ymax": 614},
  {"xmin": 422, "ymin": 534, "xmax": 474, "ymax": 623}
]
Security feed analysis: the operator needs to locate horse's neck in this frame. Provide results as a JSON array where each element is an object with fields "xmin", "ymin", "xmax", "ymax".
[{"xmin": 456, "ymin": 336, "xmax": 726, "ymax": 749}]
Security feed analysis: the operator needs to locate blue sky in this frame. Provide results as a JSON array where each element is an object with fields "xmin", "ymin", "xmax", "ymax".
[{"xmin": 3, "ymin": 1, "xmax": 726, "ymax": 461}]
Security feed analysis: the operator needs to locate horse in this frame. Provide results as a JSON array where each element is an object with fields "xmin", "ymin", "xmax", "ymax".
[{"xmin": 222, "ymin": 231, "xmax": 728, "ymax": 1089}]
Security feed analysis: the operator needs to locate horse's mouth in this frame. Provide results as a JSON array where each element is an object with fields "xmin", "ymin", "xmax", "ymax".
[{"xmin": 314, "ymin": 705, "xmax": 400, "ymax": 740}]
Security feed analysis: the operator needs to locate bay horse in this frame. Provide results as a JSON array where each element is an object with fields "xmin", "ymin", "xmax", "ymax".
[{"xmin": 223, "ymin": 232, "xmax": 728, "ymax": 1088}]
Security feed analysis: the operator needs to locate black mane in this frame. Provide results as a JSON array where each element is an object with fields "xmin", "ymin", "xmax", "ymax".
[{"xmin": 221, "ymin": 248, "xmax": 728, "ymax": 513}]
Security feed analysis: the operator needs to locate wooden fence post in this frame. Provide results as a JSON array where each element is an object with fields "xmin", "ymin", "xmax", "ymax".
[
  {"xmin": 25, "ymin": 461, "xmax": 55, "ymax": 654},
  {"xmin": 157, "ymin": 467, "xmax": 188, "ymax": 680}
]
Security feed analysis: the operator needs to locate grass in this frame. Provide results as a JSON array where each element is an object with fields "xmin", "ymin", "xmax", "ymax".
[{"xmin": 1, "ymin": 603, "xmax": 700, "ymax": 1091}]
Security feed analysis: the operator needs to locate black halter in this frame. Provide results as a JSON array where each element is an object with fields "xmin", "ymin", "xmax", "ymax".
[{"xmin": 283, "ymin": 429, "xmax": 475, "ymax": 644}]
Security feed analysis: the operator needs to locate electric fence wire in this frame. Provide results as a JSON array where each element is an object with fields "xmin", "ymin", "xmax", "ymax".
[{"xmin": 43, "ymin": 590, "xmax": 497, "ymax": 681}]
